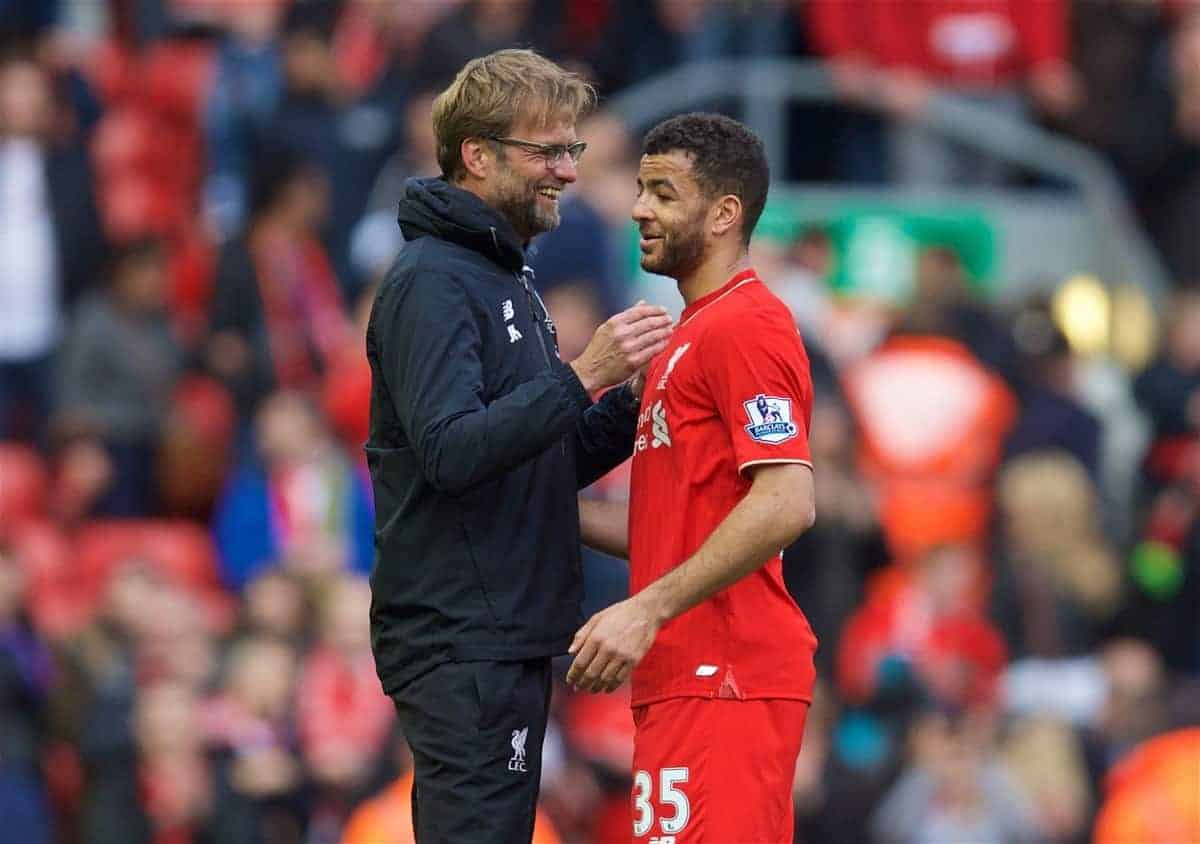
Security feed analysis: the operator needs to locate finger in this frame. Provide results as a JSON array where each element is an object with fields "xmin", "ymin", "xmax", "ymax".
[
  {"xmin": 566, "ymin": 638, "xmax": 600, "ymax": 686},
  {"xmin": 629, "ymin": 327, "xmax": 673, "ymax": 352},
  {"xmin": 596, "ymin": 655, "xmax": 626, "ymax": 692},
  {"xmin": 605, "ymin": 664, "xmax": 632, "ymax": 693},
  {"xmin": 584, "ymin": 652, "xmax": 615, "ymax": 693},
  {"xmin": 625, "ymin": 314, "xmax": 674, "ymax": 334},
  {"xmin": 614, "ymin": 304, "xmax": 670, "ymax": 325},
  {"xmin": 628, "ymin": 340, "xmax": 671, "ymax": 367},
  {"xmin": 568, "ymin": 616, "xmax": 598, "ymax": 655}
]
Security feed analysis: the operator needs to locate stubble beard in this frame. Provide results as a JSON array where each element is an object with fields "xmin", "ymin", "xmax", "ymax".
[
  {"xmin": 492, "ymin": 164, "xmax": 560, "ymax": 242},
  {"xmin": 641, "ymin": 211, "xmax": 707, "ymax": 279}
]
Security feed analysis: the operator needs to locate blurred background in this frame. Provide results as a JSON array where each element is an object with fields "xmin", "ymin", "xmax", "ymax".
[{"xmin": 0, "ymin": 1, "xmax": 1198, "ymax": 842}]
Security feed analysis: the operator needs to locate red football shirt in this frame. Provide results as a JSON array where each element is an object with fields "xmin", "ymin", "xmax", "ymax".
[{"xmin": 628, "ymin": 269, "xmax": 818, "ymax": 707}]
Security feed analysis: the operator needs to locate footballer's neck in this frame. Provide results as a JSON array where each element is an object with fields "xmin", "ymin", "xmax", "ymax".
[{"xmin": 677, "ymin": 247, "xmax": 752, "ymax": 306}]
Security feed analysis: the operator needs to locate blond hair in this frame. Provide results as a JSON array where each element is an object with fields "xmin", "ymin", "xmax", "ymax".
[{"xmin": 432, "ymin": 49, "xmax": 596, "ymax": 181}]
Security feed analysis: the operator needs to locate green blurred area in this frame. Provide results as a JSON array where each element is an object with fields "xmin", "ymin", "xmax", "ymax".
[
  {"xmin": 626, "ymin": 198, "xmax": 1000, "ymax": 305},
  {"xmin": 756, "ymin": 199, "xmax": 1000, "ymax": 302}
]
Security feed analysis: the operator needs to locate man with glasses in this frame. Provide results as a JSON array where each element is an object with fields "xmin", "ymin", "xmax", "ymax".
[{"xmin": 364, "ymin": 49, "xmax": 672, "ymax": 842}]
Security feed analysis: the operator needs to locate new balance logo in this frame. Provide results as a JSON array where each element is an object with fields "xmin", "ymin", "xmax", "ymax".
[
  {"xmin": 651, "ymin": 400, "xmax": 670, "ymax": 448},
  {"xmin": 507, "ymin": 324, "xmax": 523, "ymax": 343},
  {"xmin": 501, "ymin": 299, "xmax": 515, "ymax": 321},
  {"xmin": 508, "ymin": 727, "xmax": 528, "ymax": 772}
]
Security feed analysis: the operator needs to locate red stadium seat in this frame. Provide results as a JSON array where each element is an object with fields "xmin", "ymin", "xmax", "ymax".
[
  {"xmin": 0, "ymin": 443, "xmax": 51, "ymax": 529},
  {"xmin": 8, "ymin": 521, "xmax": 90, "ymax": 639},
  {"xmin": 74, "ymin": 519, "xmax": 235, "ymax": 632},
  {"xmin": 75, "ymin": 520, "xmax": 221, "ymax": 596}
]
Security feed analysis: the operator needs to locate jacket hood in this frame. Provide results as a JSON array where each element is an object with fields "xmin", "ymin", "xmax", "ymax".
[{"xmin": 396, "ymin": 176, "xmax": 526, "ymax": 273}]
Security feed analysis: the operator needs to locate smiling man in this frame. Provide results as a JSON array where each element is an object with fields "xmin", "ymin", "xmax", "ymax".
[
  {"xmin": 364, "ymin": 50, "xmax": 673, "ymax": 843},
  {"xmin": 568, "ymin": 113, "xmax": 819, "ymax": 842}
]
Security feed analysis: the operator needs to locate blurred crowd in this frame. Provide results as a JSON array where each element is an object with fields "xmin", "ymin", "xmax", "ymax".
[{"xmin": 0, "ymin": 1, "xmax": 1198, "ymax": 843}]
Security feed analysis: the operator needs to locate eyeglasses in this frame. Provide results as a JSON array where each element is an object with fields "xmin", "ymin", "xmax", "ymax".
[{"xmin": 487, "ymin": 136, "xmax": 588, "ymax": 167}]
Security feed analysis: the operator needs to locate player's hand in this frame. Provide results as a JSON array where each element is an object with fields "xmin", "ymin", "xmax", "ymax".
[
  {"xmin": 566, "ymin": 596, "xmax": 661, "ymax": 693},
  {"xmin": 570, "ymin": 301, "xmax": 672, "ymax": 393}
]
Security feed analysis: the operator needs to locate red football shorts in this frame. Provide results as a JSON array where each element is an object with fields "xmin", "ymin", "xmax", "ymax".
[{"xmin": 629, "ymin": 697, "xmax": 809, "ymax": 843}]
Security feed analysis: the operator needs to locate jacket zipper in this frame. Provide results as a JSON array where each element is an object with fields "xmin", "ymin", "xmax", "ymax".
[
  {"xmin": 518, "ymin": 270, "xmax": 554, "ymax": 368},
  {"xmin": 494, "ymin": 227, "xmax": 567, "ymax": 457}
]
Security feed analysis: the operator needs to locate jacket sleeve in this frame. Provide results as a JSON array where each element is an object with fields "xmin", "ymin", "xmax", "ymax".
[
  {"xmin": 373, "ymin": 269, "xmax": 593, "ymax": 495},
  {"xmin": 573, "ymin": 383, "xmax": 639, "ymax": 489}
]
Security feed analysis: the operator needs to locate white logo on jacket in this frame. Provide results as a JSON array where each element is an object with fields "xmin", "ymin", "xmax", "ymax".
[{"xmin": 501, "ymin": 298, "xmax": 522, "ymax": 343}]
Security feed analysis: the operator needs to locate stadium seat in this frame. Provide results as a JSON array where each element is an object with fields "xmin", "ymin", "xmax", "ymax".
[
  {"xmin": 7, "ymin": 521, "xmax": 90, "ymax": 639},
  {"xmin": 75, "ymin": 520, "xmax": 221, "ymax": 597},
  {"xmin": 0, "ymin": 443, "xmax": 51, "ymax": 529},
  {"xmin": 75, "ymin": 519, "xmax": 235, "ymax": 632}
]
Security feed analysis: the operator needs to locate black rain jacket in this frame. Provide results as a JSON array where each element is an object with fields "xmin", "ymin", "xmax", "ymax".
[{"xmin": 365, "ymin": 177, "xmax": 639, "ymax": 694}]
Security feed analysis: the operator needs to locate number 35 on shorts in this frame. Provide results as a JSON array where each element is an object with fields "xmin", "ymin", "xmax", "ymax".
[{"xmin": 633, "ymin": 767, "xmax": 690, "ymax": 840}]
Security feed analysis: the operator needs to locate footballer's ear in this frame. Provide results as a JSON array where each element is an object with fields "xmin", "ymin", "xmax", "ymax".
[
  {"xmin": 460, "ymin": 137, "xmax": 492, "ymax": 180},
  {"xmin": 711, "ymin": 194, "xmax": 743, "ymax": 239}
]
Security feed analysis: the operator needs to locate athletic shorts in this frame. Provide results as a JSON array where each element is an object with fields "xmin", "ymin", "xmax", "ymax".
[{"xmin": 629, "ymin": 697, "xmax": 809, "ymax": 844}]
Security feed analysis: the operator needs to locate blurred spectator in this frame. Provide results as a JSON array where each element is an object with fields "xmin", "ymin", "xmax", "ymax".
[
  {"xmin": 53, "ymin": 237, "xmax": 183, "ymax": 516},
  {"xmin": 992, "ymin": 452, "xmax": 1122, "ymax": 660},
  {"xmin": 201, "ymin": 0, "xmax": 286, "ymax": 238},
  {"xmin": 0, "ymin": 49, "xmax": 105, "ymax": 442},
  {"xmin": 1004, "ymin": 304, "xmax": 1102, "ymax": 480},
  {"xmin": 1083, "ymin": 639, "xmax": 1173, "ymax": 776},
  {"xmin": 349, "ymin": 86, "xmax": 441, "ymax": 284},
  {"xmin": 837, "ymin": 543, "xmax": 1007, "ymax": 711},
  {"xmin": 529, "ymin": 109, "xmax": 636, "ymax": 314},
  {"xmin": 131, "ymin": 681, "xmax": 213, "ymax": 844},
  {"xmin": 264, "ymin": 5, "xmax": 400, "ymax": 297},
  {"xmin": 213, "ymin": 391, "xmax": 374, "ymax": 593},
  {"xmin": 413, "ymin": 0, "xmax": 556, "ymax": 93},
  {"xmin": 841, "ymin": 321, "xmax": 1017, "ymax": 564},
  {"xmin": 1092, "ymin": 727, "xmax": 1200, "ymax": 844},
  {"xmin": 784, "ymin": 395, "xmax": 888, "ymax": 673},
  {"xmin": 1000, "ymin": 716, "xmax": 1093, "ymax": 842},
  {"xmin": 295, "ymin": 576, "xmax": 393, "ymax": 798},
  {"xmin": 205, "ymin": 147, "xmax": 351, "ymax": 419},
  {"xmin": 1133, "ymin": 287, "xmax": 1200, "ymax": 488},
  {"xmin": 1119, "ymin": 10, "xmax": 1200, "ymax": 284},
  {"xmin": 809, "ymin": 0, "xmax": 1082, "ymax": 186},
  {"xmin": 592, "ymin": 0, "xmax": 792, "ymax": 97},
  {"xmin": 55, "ymin": 561, "xmax": 159, "ymax": 844},
  {"xmin": 202, "ymin": 634, "xmax": 306, "ymax": 844},
  {"xmin": 0, "ymin": 544, "xmax": 55, "ymax": 844},
  {"xmin": 910, "ymin": 246, "xmax": 1022, "ymax": 388},
  {"xmin": 239, "ymin": 568, "xmax": 309, "ymax": 643},
  {"xmin": 870, "ymin": 708, "xmax": 1041, "ymax": 843}
]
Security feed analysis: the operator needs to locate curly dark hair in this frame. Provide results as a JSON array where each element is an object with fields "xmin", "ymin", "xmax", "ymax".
[{"xmin": 642, "ymin": 113, "xmax": 769, "ymax": 246}]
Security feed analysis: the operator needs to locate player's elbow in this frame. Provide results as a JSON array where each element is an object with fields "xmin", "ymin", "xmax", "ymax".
[
  {"xmin": 780, "ymin": 494, "xmax": 815, "ymax": 545},
  {"xmin": 797, "ymin": 494, "xmax": 816, "ymax": 534}
]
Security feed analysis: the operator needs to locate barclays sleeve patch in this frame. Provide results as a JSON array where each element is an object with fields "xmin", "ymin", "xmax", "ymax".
[{"xmin": 743, "ymin": 394, "xmax": 798, "ymax": 444}]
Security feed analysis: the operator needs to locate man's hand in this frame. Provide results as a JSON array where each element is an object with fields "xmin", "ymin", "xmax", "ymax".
[
  {"xmin": 570, "ymin": 302, "xmax": 672, "ymax": 393},
  {"xmin": 566, "ymin": 595, "xmax": 662, "ymax": 693}
]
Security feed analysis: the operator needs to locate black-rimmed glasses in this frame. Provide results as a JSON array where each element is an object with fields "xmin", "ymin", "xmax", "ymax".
[{"xmin": 488, "ymin": 136, "xmax": 588, "ymax": 167}]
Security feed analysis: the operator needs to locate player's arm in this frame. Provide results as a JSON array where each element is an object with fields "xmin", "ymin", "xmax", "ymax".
[
  {"xmin": 566, "ymin": 462, "xmax": 814, "ymax": 692},
  {"xmin": 578, "ymin": 496, "xmax": 630, "ymax": 558}
]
